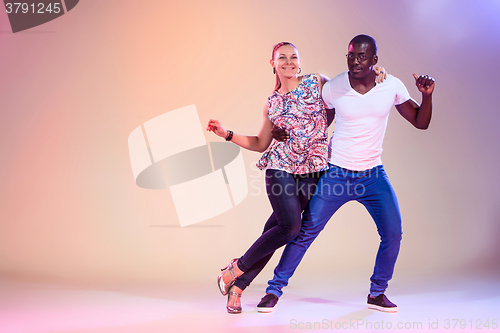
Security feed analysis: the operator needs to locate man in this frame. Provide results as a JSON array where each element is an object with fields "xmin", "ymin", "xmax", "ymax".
[{"xmin": 257, "ymin": 34, "xmax": 435, "ymax": 313}]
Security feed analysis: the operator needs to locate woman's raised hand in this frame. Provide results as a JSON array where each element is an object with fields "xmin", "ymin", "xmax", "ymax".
[{"xmin": 206, "ymin": 119, "xmax": 228, "ymax": 138}]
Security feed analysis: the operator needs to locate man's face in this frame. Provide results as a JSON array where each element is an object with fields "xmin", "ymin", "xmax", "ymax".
[{"xmin": 347, "ymin": 42, "xmax": 378, "ymax": 80}]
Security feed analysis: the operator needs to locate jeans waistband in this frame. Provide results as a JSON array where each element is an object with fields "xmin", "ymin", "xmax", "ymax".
[{"xmin": 328, "ymin": 164, "xmax": 383, "ymax": 178}]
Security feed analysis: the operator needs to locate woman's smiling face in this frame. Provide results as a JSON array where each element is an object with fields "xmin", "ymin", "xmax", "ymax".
[{"xmin": 271, "ymin": 44, "xmax": 301, "ymax": 78}]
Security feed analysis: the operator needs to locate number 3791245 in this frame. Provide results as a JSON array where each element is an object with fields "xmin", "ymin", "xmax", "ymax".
[{"xmin": 5, "ymin": 3, "xmax": 62, "ymax": 14}]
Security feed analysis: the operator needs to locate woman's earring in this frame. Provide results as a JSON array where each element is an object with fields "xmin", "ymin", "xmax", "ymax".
[
  {"xmin": 273, "ymin": 68, "xmax": 276, "ymax": 74},
  {"xmin": 298, "ymin": 68, "xmax": 302, "ymax": 74}
]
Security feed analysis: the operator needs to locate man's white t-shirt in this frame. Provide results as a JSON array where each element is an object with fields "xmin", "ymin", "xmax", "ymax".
[{"xmin": 322, "ymin": 72, "xmax": 411, "ymax": 171}]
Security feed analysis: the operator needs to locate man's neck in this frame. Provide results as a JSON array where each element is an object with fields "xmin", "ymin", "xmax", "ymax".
[{"xmin": 348, "ymin": 71, "xmax": 377, "ymax": 95}]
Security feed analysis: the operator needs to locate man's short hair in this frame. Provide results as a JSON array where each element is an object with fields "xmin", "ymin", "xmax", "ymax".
[{"xmin": 349, "ymin": 35, "xmax": 377, "ymax": 55}]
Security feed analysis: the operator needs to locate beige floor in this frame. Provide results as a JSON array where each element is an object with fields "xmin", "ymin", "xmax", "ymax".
[{"xmin": 0, "ymin": 273, "xmax": 499, "ymax": 333}]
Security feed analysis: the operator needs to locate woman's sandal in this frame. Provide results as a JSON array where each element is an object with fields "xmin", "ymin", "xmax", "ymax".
[
  {"xmin": 217, "ymin": 258, "xmax": 238, "ymax": 296},
  {"xmin": 226, "ymin": 290, "xmax": 242, "ymax": 314}
]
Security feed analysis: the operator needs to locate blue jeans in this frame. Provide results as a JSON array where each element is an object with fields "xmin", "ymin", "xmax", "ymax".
[
  {"xmin": 266, "ymin": 164, "xmax": 402, "ymax": 297},
  {"xmin": 233, "ymin": 169, "xmax": 322, "ymax": 291}
]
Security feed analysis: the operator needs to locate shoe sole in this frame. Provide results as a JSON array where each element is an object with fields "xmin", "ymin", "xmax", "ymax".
[
  {"xmin": 367, "ymin": 304, "xmax": 398, "ymax": 313},
  {"xmin": 257, "ymin": 307, "xmax": 276, "ymax": 313}
]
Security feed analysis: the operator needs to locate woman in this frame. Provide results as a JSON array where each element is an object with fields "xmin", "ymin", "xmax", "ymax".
[{"xmin": 207, "ymin": 42, "xmax": 384, "ymax": 314}]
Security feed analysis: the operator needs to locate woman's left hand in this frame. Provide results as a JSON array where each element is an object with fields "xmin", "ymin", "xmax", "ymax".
[{"xmin": 374, "ymin": 66, "xmax": 387, "ymax": 83}]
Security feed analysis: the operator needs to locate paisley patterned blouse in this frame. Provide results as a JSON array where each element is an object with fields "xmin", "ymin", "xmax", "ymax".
[{"xmin": 257, "ymin": 74, "xmax": 329, "ymax": 174}]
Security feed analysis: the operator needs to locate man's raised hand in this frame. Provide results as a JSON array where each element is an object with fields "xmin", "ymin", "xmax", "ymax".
[{"xmin": 413, "ymin": 74, "xmax": 435, "ymax": 95}]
